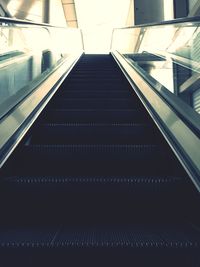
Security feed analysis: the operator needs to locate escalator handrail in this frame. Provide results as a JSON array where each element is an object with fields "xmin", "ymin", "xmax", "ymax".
[
  {"xmin": 110, "ymin": 16, "xmax": 200, "ymax": 66},
  {"xmin": 0, "ymin": 52, "xmax": 83, "ymax": 167},
  {"xmin": 111, "ymin": 16, "xmax": 200, "ymax": 136},
  {"xmin": 113, "ymin": 16, "xmax": 200, "ymax": 30},
  {"xmin": 112, "ymin": 51, "xmax": 200, "ymax": 192},
  {"xmin": 0, "ymin": 17, "xmax": 84, "ymax": 166},
  {"xmin": 0, "ymin": 16, "xmax": 68, "ymax": 29},
  {"xmin": 124, "ymin": 53, "xmax": 200, "ymax": 136}
]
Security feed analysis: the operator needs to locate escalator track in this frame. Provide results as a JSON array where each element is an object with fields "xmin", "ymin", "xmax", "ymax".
[{"xmin": 0, "ymin": 54, "xmax": 200, "ymax": 266}]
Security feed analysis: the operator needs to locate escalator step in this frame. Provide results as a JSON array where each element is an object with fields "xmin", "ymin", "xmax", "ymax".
[
  {"xmin": 30, "ymin": 123, "xmax": 161, "ymax": 145},
  {"xmin": 68, "ymin": 74, "xmax": 123, "ymax": 79},
  {"xmin": 2, "ymin": 157, "xmax": 186, "ymax": 178},
  {"xmin": 55, "ymin": 225, "xmax": 200, "ymax": 248},
  {"xmin": 60, "ymin": 84, "xmax": 131, "ymax": 91},
  {"xmin": 64, "ymin": 81, "xmax": 128, "ymax": 87},
  {"xmin": 48, "ymin": 98, "xmax": 142, "ymax": 109},
  {"xmin": 67, "ymin": 74, "xmax": 124, "ymax": 79},
  {"xmin": 40, "ymin": 109, "xmax": 150, "ymax": 123},
  {"xmin": 21, "ymin": 144, "xmax": 162, "ymax": 160},
  {"xmin": 0, "ymin": 224, "xmax": 198, "ymax": 248},
  {"xmin": 1, "ymin": 54, "xmax": 199, "ymax": 266},
  {"xmin": 0, "ymin": 174, "xmax": 189, "ymax": 225},
  {"xmin": 1, "ymin": 175, "xmax": 185, "ymax": 203},
  {"xmin": 2, "ymin": 175, "xmax": 183, "ymax": 187},
  {"xmin": 0, "ymin": 227, "xmax": 199, "ymax": 267},
  {"xmin": 55, "ymin": 90, "xmax": 132, "ymax": 98}
]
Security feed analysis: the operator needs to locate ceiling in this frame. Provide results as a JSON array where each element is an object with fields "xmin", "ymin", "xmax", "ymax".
[
  {"xmin": 61, "ymin": 0, "xmax": 78, "ymax": 28},
  {"xmin": 61, "ymin": 0, "xmax": 133, "ymax": 29}
]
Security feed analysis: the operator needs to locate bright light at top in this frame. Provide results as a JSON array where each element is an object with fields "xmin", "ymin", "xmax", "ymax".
[
  {"xmin": 163, "ymin": 0, "xmax": 174, "ymax": 20},
  {"xmin": 75, "ymin": 0, "xmax": 132, "ymax": 53}
]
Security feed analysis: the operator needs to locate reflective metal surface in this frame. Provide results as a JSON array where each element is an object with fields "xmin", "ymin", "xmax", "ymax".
[
  {"xmin": 0, "ymin": 18, "xmax": 84, "ymax": 166},
  {"xmin": 112, "ymin": 51, "xmax": 200, "ymax": 191},
  {"xmin": 0, "ymin": 52, "xmax": 82, "ymax": 167},
  {"xmin": 111, "ymin": 20, "xmax": 200, "ymax": 118},
  {"xmin": 0, "ymin": 19, "xmax": 83, "ymax": 119}
]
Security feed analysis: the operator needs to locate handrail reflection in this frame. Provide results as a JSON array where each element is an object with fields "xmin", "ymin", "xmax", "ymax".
[
  {"xmin": 0, "ymin": 19, "xmax": 84, "ymax": 120},
  {"xmin": 111, "ymin": 18, "xmax": 200, "ymax": 119}
]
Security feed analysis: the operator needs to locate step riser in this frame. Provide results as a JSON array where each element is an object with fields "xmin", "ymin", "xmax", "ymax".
[
  {"xmin": 48, "ymin": 99, "xmax": 142, "ymax": 109},
  {"xmin": 40, "ymin": 110, "xmax": 150, "ymax": 123},
  {"xmin": 59, "ymin": 86, "xmax": 132, "ymax": 91},
  {"xmin": 0, "ymin": 248, "xmax": 198, "ymax": 267},
  {"xmin": 31, "ymin": 124, "xmax": 160, "ymax": 145},
  {"xmin": 3, "ymin": 158, "xmax": 185, "ymax": 177},
  {"xmin": 20, "ymin": 144, "xmax": 161, "ymax": 161},
  {"xmin": 55, "ymin": 91, "xmax": 132, "ymax": 98}
]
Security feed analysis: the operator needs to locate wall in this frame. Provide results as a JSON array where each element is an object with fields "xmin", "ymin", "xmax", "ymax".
[
  {"xmin": 49, "ymin": 0, "xmax": 67, "ymax": 26},
  {"xmin": 3, "ymin": 0, "xmax": 44, "ymax": 22},
  {"xmin": 188, "ymin": 0, "xmax": 200, "ymax": 16},
  {"xmin": 173, "ymin": 0, "xmax": 200, "ymax": 18},
  {"xmin": 189, "ymin": 0, "xmax": 198, "ymax": 12},
  {"xmin": 134, "ymin": 0, "xmax": 175, "ymax": 25},
  {"xmin": 125, "ymin": 0, "xmax": 134, "ymax": 26},
  {"xmin": 133, "ymin": 0, "xmax": 200, "ymax": 24},
  {"xmin": 1, "ymin": 0, "xmax": 67, "ymax": 26},
  {"xmin": 174, "ymin": 0, "xmax": 188, "ymax": 18},
  {"xmin": 134, "ymin": 0, "xmax": 165, "ymax": 24}
]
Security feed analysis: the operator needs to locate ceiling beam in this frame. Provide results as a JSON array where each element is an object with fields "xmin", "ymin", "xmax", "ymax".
[{"xmin": 62, "ymin": 0, "xmax": 78, "ymax": 27}]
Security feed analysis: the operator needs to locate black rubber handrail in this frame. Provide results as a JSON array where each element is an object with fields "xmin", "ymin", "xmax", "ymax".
[
  {"xmin": 2, "ymin": 15, "xmax": 200, "ymax": 30},
  {"xmin": 0, "ymin": 16, "xmax": 67, "ymax": 28},
  {"xmin": 114, "ymin": 16, "xmax": 200, "ymax": 30}
]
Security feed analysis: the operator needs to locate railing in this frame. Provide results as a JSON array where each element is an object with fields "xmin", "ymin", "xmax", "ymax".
[
  {"xmin": 0, "ymin": 17, "xmax": 83, "ymax": 120},
  {"xmin": 111, "ymin": 17, "xmax": 200, "ymax": 191},
  {"xmin": 0, "ymin": 17, "xmax": 84, "ymax": 166}
]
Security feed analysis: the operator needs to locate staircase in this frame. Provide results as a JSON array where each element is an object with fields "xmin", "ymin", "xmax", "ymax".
[{"xmin": 1, "ymin": 54, "xmax": 200, "ymax": 266}]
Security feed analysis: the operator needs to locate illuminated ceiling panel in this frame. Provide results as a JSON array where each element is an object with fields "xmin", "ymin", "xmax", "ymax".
[
  {"xmin": 74, "ymin": 0, "xmax": 132, "ymax": 53},
  {"xmin": 75, "ymin": 0, "xmax": 132, "ymax": 29}
]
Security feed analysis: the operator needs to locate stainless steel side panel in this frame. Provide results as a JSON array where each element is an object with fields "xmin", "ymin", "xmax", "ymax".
[
  {"xmin": 112, "ymin": 51, "xmax": 200, "ymax": 191},
  {"xmin": 0, "ymin": 52, "xmax": 83, "ymax": 167}
]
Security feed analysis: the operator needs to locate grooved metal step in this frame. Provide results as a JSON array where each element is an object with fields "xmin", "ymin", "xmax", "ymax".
[
  {"xmin": 2, "ymin": 175, "xmax": 186, "ymax": 200},
  {"xmin": 0, "ymin": 54, "xmax": 199, "ymax": 266},
  {"xmin": 30, "ymin": 123, "xmax": 161, "ymax": 145},
  {"xmin": 55, "ymin": 90, "xmax": 132, "ymax": 98},
  {"xmin": 21, "ymin": 144, "xmax": 162, "ymax": 161},
  {"xmin": 60, "ymin": 84, "xmax": 131, "ymax": 91},
  {"xmin": 0, "ymin": 224, "xmax": 198, "ymax": 248},
  {"xmin": 48, "ymin": 98, "xmax": 141, "ymax": 109},
  {"xmin": 40, "ymin": 109, "xmax": 150, "ymax": 123}
]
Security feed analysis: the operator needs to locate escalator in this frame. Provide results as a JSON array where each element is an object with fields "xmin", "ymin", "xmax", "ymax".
[{"xmin": 0, "ymin": 54, "xmax": 200, "ymax": 266}]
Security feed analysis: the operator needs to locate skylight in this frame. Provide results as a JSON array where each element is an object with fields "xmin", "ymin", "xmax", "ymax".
[{"xmin": 75, "ymin": 0, "xmax": 132, "ymax": 53}]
